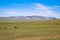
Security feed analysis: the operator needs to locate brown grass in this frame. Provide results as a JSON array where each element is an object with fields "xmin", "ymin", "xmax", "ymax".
[{"xmin": 16, "ymin": 34, "xmax": 60, "ymax": 40}]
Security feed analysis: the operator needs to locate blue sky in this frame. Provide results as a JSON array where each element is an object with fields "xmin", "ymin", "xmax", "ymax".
[{"xmin": 0, "ymin": 0, "xmax": 60, "ymax": 18}]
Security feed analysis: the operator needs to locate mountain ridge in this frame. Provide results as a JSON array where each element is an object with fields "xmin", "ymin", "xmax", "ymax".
[{"xmin": 0, "ymin": 16, "xmax": 56, "ymax": 21}]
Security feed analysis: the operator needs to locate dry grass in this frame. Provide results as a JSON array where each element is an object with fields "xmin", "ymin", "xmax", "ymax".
[
  {"xmin": 0, "ymin": 19, "xmax": 60, "ymax": 40},
  {"xmin": 16, "ymin": 34, "xmax": 60, "ymax": 40}
]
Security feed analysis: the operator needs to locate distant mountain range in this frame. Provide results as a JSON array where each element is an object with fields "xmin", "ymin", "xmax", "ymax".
[{"xmin": 0, "ymin": 16, "xmax": 56, "ymax": 22}]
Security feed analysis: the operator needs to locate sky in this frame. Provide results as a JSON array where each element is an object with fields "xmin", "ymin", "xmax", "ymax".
[{"xmin": 0, "ymin": 0, "xmax": 60, "ymax": 18}]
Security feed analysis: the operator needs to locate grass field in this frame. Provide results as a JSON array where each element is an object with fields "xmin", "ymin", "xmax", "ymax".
[{"xmin": 0, "ymin": 19, "xmax": 60, "ymax": 40}]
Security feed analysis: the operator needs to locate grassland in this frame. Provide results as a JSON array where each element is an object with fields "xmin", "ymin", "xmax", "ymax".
[{"xmin": 0, "ymin": 19, "xmax": 60, "ymax": 40}]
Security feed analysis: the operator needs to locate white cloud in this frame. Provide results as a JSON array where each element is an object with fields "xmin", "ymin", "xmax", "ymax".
[
  {"xmin": 33, "ymin": 3, "xmax": 60, "ymax": 18},
  {"xmin": 0, "ymin": 3, "xmax": 60, "ymax": 18},
  {"xmin": 4, "ymin": 9, "xmax": 40, "ymax": 16},
  {"xmin": 5, "ymin": 9, "xmax": 19, "ymax": 14}
]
